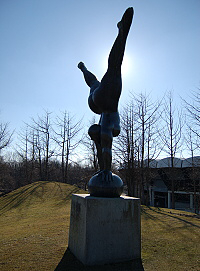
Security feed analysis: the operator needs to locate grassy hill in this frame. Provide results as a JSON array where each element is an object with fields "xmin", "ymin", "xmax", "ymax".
[{"xmin": 0, "ymin": 181, "xmax": 199, "ymax": 271}]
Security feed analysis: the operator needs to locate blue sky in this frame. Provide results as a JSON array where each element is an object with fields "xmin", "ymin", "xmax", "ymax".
[{"xmin": 0, "ymin": 0, "xmax": 200, "ymax": 149}]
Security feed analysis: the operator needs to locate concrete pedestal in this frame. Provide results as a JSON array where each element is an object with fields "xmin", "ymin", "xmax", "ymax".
[{"xmin": 68, "ymin": 194, "xmax": 141, "ymax": 266}]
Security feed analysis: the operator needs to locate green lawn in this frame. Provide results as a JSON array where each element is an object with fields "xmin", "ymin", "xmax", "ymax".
[{"xmin": 0, "ymin": 181, "xmax": 199, "ymax": 271}]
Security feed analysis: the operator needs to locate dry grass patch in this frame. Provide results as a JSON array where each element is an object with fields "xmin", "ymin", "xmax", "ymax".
[
  {"xmin": 0, "ymin": 181, "xmax": 85, "ymax": 271},
  {"xmin": 0, "ymin": 182, "xmax": 200, "ymax": 271},
  {"xmin": 141, "ymin": 206, "xmax": 200, "ymax": 271}
]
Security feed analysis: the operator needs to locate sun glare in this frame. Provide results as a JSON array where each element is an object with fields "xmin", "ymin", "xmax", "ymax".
[
  {"xmin": 122, "ymin": 53, "xmax": 131, "ymax": 76},
  {"xmin": 101, "ymin": 52, "xmax": 132, "ymax": 77}
]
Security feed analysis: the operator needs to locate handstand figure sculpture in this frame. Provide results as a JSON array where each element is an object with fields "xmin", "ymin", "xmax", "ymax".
[{"xmin": 78, "ymin": 7, "xmax": 134, "ymax": 197}]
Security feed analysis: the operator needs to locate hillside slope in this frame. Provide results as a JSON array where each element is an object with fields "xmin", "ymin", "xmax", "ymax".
[
  {"xmin": 0, "ymin": 181, "xmax": 86, "ymax": 271},
  {"xmin": 0, "ymin": 181, "xmax": 200, "ymax": 271}
]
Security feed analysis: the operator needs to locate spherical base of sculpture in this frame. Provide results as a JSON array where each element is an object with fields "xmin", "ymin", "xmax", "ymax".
[{"xmin": 88, "ymin": 170, "xmax": 123, "ymax": 198}]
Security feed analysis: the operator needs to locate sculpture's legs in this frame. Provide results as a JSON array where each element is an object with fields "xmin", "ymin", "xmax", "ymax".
[
  {"xmin": 108, "ymin": 7, "xmax": 134, "ymax": 71},
  {"xmin": 78, "ymin": 62, "xmax": 99, "ymax": 88},
  {"xmin": 78, "ymin": 8, "xmax": 133, "ymax": 114},
  {"xmin": 92, "ymin": 7, "xmax": 134, "ymax": 113},
  {"xmin": 78, "ymin": 62, "xmax": 102, "ymax": 114}
]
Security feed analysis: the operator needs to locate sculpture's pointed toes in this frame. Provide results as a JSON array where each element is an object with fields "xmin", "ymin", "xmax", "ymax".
[
  {"xmin": 117, "ymin": 7, "xmax": 134, "ymax": 37},
  {"xmin": 78, "ymin": 61, "xmax": 86, "ymax": 71}
]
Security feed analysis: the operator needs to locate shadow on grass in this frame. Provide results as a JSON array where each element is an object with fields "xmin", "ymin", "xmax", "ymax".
[
  {"xmin": 149, "ymin": 206, "xmax": 200, "ymax": 229},
  {"xmin": 55, "ymin": 248, "xmax": 144, "ymax": 271},
  {"xmin": 141, "ymin": 206, "xmax": 159, "ymax": 221},
  {"xmin": 55, "ymin": 186, "xmax": 83, "ymax": 207},
  {"xmin": 0, "ymin": 182, "xmax": 46, "ymax": 214},
  {"xmin": 0, "ymin": 181, "xmax": 82, "ymax": 215}
]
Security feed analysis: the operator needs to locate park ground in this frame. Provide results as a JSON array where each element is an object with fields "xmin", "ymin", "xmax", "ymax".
[{"xmin": 0, "ymin": 181, "xmax": 199, "ymax": 271}]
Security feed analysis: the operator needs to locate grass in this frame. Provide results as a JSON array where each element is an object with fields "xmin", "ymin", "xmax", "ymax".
[
  {"xmin": 141, "ymin": 207, "xmax": 200, "ymax": 271},
  {"xmin": 0, "ymin": 181, "xmax": 200, "ymax": 271}
]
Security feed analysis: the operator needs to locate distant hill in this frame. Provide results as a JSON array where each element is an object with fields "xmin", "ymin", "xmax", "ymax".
[
  {"xmin": 148, "ymin": 156, "xmax": 200, "ymax": 168},
  {"xmin": 120, "ymin": 156, "xmax": 200, "ymax": 170}
]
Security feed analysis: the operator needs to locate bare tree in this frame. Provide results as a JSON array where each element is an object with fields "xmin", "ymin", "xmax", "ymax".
[
  {"xmin": 16, "ymin": 125, "xmax": 30, "ymax": 183},
  {"xmin": 30, "ymin": 110, "xmax": 54, "ymax": 181},
  {"xmin": 183, "ymin": 90, "xmax": 200, "ymax": 213},
  {"xmin": 184, "ymin": 90, "xmax": 200, "ymax": 149},
  {"xmin": 184, "ymin": 125, "xmax": 200, "ymax": 213},
  {"xmin": 133, "ymin": 93, "xmax": 161, "ymax": 203},
  {"xmin": 16, "ymin": 124, "xmax": 38, "ymax": 183},
  {"xmin": 115, "ymin": 92, "xmax": 161, "ymax": 202},
  {"xmin": 54, "ymin": 111, "xmax": 82, "ymax": 183},
  {"xmin": 0, "ymin": 117, "xmax": 15, "ymax": 190},
  {"xmin": 0, "ymin": 121, "xmax": 13, "ymax": 151},
  {"xmin": 114, "ymin": 101, "xmax": 137, "ymax": 196},
  {"xmin": 159, "ymin": 91, "xmax": 183, "ymax": 208}
]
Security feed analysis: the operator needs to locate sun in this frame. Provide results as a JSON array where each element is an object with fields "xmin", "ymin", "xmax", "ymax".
[
  {"xmin": 101, "ymin": 52, "xmax": 132, "ymax": 77},
  {"xmin": 121, "ymin": 53, "xmax": 131, "ymax": 76}
]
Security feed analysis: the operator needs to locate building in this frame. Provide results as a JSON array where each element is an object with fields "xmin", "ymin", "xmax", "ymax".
[
  {"xmin": 120, "ymin": 157, "xmax": 200, "ymax": 213},
  {"xmin": 147, "ymin": 157, "xmax": 200, "ymax": 213}
]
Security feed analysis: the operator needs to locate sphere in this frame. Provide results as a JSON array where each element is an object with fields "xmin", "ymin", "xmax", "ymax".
[{"xmin": 88, "ymin": 171, "xmax": 123, "ymax": 197}]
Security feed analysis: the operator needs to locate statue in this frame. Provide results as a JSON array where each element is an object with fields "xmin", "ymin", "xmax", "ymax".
[{"xmin": 78, "ymin": 7, "xmax": 134, "ymax": 197}]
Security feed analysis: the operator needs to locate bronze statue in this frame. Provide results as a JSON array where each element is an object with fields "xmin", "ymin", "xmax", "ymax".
[{"xmin": 78, "ymin": 7, "xmax": 134, "ymax": 197}]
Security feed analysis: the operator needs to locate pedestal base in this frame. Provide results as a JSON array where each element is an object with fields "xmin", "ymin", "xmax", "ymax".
[{"xmin": 68, "ymin": 194, "xmax": 141, "ymax": 266}]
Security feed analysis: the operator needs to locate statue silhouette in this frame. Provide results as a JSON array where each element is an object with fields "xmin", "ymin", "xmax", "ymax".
[{"xmin": 78, "ymin": 7, "xmax": 134, "ymax": 196}]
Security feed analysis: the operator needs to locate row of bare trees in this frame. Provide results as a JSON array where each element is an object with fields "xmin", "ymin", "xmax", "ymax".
[
  {"xmin": 183, "ymin": 90, "xmax": 200, "ymax": 212},
  {"xmin": 0, "ymin": 111, "xmax": 87, "ymax": 192},
  {"xmin": 114, "ymin": 90, "xmax": 199, "ymax": 207},
  {"xmin": 16, "ymin": 110, "xmax": 83, "ymax": 184},
  {"xmin": 0, "ymin": 90, "xmax": 200, "ymax": 205}
]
